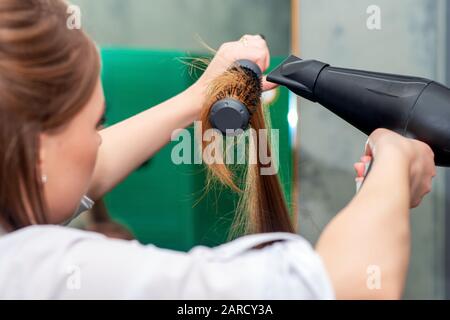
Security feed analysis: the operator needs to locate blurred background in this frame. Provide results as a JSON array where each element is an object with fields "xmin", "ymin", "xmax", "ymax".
[{"xmin": 71, "ymin": 0, "xmax": 449, "ymax": 299}]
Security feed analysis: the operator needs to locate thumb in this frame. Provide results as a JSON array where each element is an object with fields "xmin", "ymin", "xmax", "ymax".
[{"xmin": 262, "ymin": 75, "xmax": 278, "ymax": 91}]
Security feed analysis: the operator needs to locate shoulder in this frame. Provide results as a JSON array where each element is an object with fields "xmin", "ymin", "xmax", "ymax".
[
  {"xmin": 0, "ymin": 224, "xmax": 150, "ymax": 267},
  {"xmin": 0, "ymin": 225, "xmax": 142, "ymax": 299},
  {"xmin": 203, "ymin": 232, "xmax": 335, "ymax": 299},
  {"xmin": 1, "ymin": 224, "xmax": 104, "ymax": 243},
  {"xmin": 0, "ymin": 224, "xmax": 113, "ymax": 258}
]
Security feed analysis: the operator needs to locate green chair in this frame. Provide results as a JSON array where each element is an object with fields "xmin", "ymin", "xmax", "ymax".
[{"xmin": 101, "ymin": 48, "xmax": 294, "ymax": 251}]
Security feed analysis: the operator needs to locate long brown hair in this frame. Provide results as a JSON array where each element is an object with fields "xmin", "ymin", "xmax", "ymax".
[
  {"xmin": 200, "ymin": 64, "xmax": 295, "ymax": 237},
  {"xmin": 0, "ymin": 0, "xmax": 100, "ymax": 231}
]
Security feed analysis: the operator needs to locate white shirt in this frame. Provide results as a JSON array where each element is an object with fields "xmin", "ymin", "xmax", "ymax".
[
  {"xmin": 0, "ymin": 224, "xmax": 334, "ymax": 299},
  {"xmin": 0, "ymin": 196, "xmax": 334, "ymax": 299}
]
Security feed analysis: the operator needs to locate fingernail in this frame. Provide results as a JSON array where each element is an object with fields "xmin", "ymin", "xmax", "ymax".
[
  {"xmin": 354, "ymin": 162, "xmax": 365, "ymax": 177},
  {"xmin": 360, "ymin": 156, "xmax": 372, "ymax": 163}
]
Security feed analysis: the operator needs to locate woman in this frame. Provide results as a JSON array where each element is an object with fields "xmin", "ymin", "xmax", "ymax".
[{"xmin": 0, "ymin": 0, "xmax": 435, "ymax": 299}]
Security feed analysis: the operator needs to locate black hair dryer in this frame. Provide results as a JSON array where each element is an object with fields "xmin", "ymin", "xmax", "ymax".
[{"xmin": 267, "ymin": 55, "xmax": 450, "ymax": 167}]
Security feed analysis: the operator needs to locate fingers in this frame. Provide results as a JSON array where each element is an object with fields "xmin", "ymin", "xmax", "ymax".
[
  {"xmin": 244, "ymin": 34, "xmax": 266, "ymax": 42},
  {"xmin": 354, "ymin": 155, "xmax": 372, "ymax": 192},
  {"xmin": 238, "ymin": 34, "xmax": 270, "ymax": 72},
  {"xmin": 406, "ymin": 141, "xmax": 435, "ymax": 208},
  {"xmin": 354, "ymin": 156, "xmax": 372, "ymax": 177},
  {"xmin": 206, "ymin": 35, "xmax": 272, "ymax": 90},
  {"xmin": 360, "ymin": 155, "xmax": 372, "ymax": 163},
  {"xmin": 257, "ymin": 35, "xmax": 271, "ymax": 71},
  {"xmin": 411, "ymin": 177, "xmax": 433, "ymax": 208},
  {"xmin": 216, "ymin": 35, "xmax": 270, "ymax": 71},
  {"xmin": 354, "ymin": 162, "xmax": 365, "ymax": 177},
  {"xmin": 362, "ymin": 128, "xmax": 437, "ymax": 208},
  {"xmin": 258, "ymin": 36, "xmax": 271, "ymax": 71},
  {"xmin": 365, "ymin": 128, "xmax": 396, "ymax": 157}
]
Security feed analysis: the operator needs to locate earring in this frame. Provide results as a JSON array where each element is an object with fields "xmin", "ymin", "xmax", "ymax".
[{"xmin": 41, "ymin": 174, "xmax": 48, "ymax": 184}]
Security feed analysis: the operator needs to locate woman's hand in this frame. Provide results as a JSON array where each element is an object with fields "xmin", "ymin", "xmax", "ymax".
[
  {"xmin": 318, "ymin": 128, "xmax": 433, "ymax": 299},
  {"xmin": 195, "ymin": 34, "xmax": 278, "ymax": 94},
  {"xmin": 362, "ymin": 128, "xmax": 436, "ymax": 208},
  {"xmin": 319, "ymin": 128, "xmax": 435, "ymax": 299}
]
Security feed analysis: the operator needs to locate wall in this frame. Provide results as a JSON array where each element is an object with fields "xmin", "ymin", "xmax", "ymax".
[
  {"xmin": 71, "ymin": 0, "xmax": 291, "ymax": 55},
  {"xmin": 297, "ymin": 0, "xmax": 447, "ymax": 299}
]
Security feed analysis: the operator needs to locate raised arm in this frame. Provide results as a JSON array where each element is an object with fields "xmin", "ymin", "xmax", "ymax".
[
  {"xmin": 316, "ymin": 128, "xmax": 435, "ymax": 299},
  {"xmin": 87, "ymin": 35, "xmax": 276, "ymax": 200}
]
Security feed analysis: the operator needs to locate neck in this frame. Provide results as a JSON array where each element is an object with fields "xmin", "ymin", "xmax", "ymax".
[
  {"xmin": 0, "ymin": 225, "xmax": 6, "ymax": 236},
  {"xmin": 0, "ymin": 217, "xmax": 10, "ymax": 236}
]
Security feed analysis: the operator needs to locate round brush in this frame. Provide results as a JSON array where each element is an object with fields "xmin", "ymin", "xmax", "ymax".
[{"xmin": 208, "ymin": 59, "xmax": 263, "ymax": 135}]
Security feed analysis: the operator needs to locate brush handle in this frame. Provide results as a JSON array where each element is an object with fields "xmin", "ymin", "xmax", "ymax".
[{"xmin": 235, "ymin": 59, "xmax": 262, "ymax": 78}]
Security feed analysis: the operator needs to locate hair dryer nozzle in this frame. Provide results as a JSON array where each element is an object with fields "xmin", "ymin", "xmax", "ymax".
[{"xmin": 267, "ymin": 55, "xmax": 328, "ymax": 102}]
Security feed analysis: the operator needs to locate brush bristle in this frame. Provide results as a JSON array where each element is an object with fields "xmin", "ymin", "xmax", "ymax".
[
  {"xmin": 209, "ymin": 66, "xmax": 262, "ymax": 115},
  {"xmin": 200, "ymin": 63, "xmax": 295, "ymax": 238}
]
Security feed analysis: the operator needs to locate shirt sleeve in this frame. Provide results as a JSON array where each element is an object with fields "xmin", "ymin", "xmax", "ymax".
[{"xmin": 3, "ymin": 226, "xmax": 335, "ymax": 300}]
